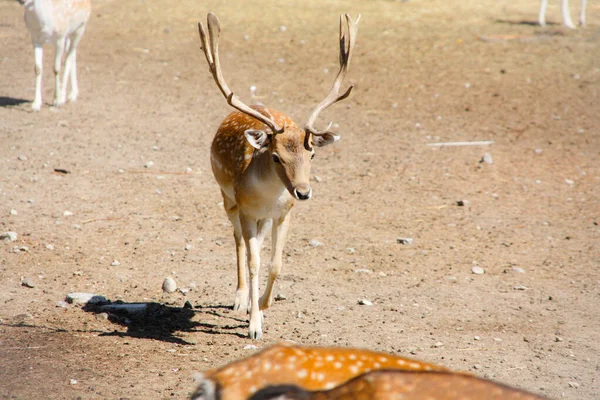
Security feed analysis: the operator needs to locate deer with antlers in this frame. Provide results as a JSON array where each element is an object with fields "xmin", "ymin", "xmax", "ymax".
[{"xmin": 197, "ymin": 13, "xmax": 359, "ymax": 339}]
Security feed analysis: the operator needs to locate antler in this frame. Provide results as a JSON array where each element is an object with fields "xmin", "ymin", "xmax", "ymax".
[
  {"xmin": 198, "ymin": 13, "xmax": 285, "ymax": 134},
  {"xmin": 304, "ymin": 13, "xmax": 360, "ymax": 138}
]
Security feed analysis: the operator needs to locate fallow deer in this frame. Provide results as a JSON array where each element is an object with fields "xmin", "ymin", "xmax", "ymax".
[
  {"xmin": 197, "ymin": 13, "xmax": 359, "ymax": 339},
  {"xmin": 191, "ymin": 343, "xmax": 547, "ymax": 400},
  {"xmin": 18, "ymin": 0, "xmax": 92, "ymax": 111},
  {"xmin": 539, "ymin": 0, "xmax": 588, "ymax": 28}
]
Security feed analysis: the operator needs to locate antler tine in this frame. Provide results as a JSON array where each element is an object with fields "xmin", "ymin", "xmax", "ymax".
[
  {"xmin": 198, "ymin": 13, "xmax": 284, "ymax": 134},
  {"xmin": 305, "ymin": 13, "xmax": 360, "ymax": 137}
]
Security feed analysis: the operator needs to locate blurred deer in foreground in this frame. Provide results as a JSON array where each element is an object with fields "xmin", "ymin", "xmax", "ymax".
[
  {"xmin": 197, "ymin": 13, "xmax": 359, "ymax": 339},
  {"xmin": 539, "ymin": 0, "xmax": 587, "ymax": 28},
  {"xmin": 18, "ymin": 0, "xmax": 92, "ymax": 111},
  {"xmin": 191, "ymin": 344, "xmax": 547, "ymax": 400}
]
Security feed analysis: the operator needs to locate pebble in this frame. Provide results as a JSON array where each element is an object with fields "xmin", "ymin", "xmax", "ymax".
[
  {"xmin": 69, "ymin": 379, "xmax": 78, "ymax": 385},
  {"xmin": 45, "ymin": 244, "xmax": 55, "ymax": 250},
  {"xmin": 396, "ymin": 237, "xmax": 414, "ymax": 245},
  {"xmin": 275, "ymin": 293, "xmax": 287, "ymax": 301},
  {"xmin": 512, "ymin": 267, "xmax": 526, "ymax": 273},
  {"xmin": 568, "ymin": 382, "xmax": 580, "ymax": 388},
  {"xmin": 346, "ymin": 247, "xmax": 355, "ymax": 254},
  {"xmin": 10, "ymin": 209, "xmax": 18, "ymax": 216},
  {"xmin": 111, "ymin": 260, "xmax": 121, "ymax": 266},
  {"xmin": 63, "ymin": 210, "xmax": 74, "ymax": 217},
  {"xmin": 96, "ymin": 312, "xmax": 109, "ymax": 321},
  {"xmin": 145, "ymin": 161, "xmax": 154, "ymax": 168},
  {"xmin": 56, "ymin": 301, "xmax": 69, "ymax": 308},
  {"xmin": 474, "ymin": 336, "xmax": 481, "ymax": 341},
  {"xmin": 471, "ymin": 266, "xmax": 485, "ymax": 275},
  {"xmin": 358, "ymin": 299, "xmax": 373, "ymax": 306},
  {"xmin": 0, "ymin": 232, "xmax": 18, "ymax": 242},
  {"xmin": 21, "ymin": 278, "xmax": 36, "ymax": 288},
  {"xmin": 480, "ymin": 153, "xmax": 493, "ymax": 164},
  {"xmin": 313, "ymin": 175, "xmax": 322, "ymax": 183},
  {"xmin": 244, "ymin": 344, "xmax": 258, "ymax": 350},
  {"xmin": 66, "ymin": 292, "xmax": 107, "ymax": 305},
  {"xmin": 565, "ymin": 179, "xmax": 574, "ymax": 185},
  {"xmin": 185, "ymin": 244, "xmax": 192, "ymax": 251},
  {"xmin": 18, "ymin": 155, "xmax": 28, "ymax": 161},
  {"xmin": 456, "ymin": 199, "xmax": 470, "ymax": 207},
  {"xmin": 533, "ymin": 148, "xmax": 543, "ymax": 155},
  {"xmin": 162, "ymin": 277, "xmax": 177, "ymax": 293},
  {"xmin": 296, "ymin": 311, "xmax": 304, "ymax": 319},
  {"xmin": 354, "ymin": 269, "xmax": 372, "ymax": 274},
  {"xmin": 513, "ymin": 285, "xmax": 528, "ymax": 290},
  {"xmin": 434, "ymin": 342, "xmax": 444, "ymax": 347},
  {"xmin": 183, "ymin": 300, "xmax": 193, "ymax": 309},
  {"xmin": 308, "ymin": 239, "xmax": 323, "ymax": 248}
]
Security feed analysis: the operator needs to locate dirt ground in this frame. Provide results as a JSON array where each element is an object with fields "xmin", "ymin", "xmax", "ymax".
[{"xmin": 1, "ymin": 0, "xmax": 599, "ymax": 398}]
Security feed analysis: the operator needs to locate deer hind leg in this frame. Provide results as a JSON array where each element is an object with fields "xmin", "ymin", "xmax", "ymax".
[
  {"xmin": 52, "ymin": 37, "xmax": 67, "ymax": 106},
  {"xmin": 222, "ymin": 193, "xmax": 248, "ymax": 312},
  {"xmin": 32, "ymin": 44, "xmax": 43, "ymax": 111},
  {"xmin": 562, "ymin": 0, "xmax": 577, "ymax": 28},
  {"xmin": 579, "ymin": 0, "xmax": 587, "ymax": 26},
  {"xmin": 64, "ymin": 25, "xmax": 86, "ymax": 103},
  {"xmin": 260, "ymin": 213, "xmax": 290, "ymax": 311},
  {"xmin": 240, "ymin": 213, "xmax": 263, "ymax": 339}
]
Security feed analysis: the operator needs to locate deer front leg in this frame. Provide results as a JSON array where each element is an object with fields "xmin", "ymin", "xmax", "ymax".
[
  {"xmin": 53, "ymin": 37, "xmax": 67, "ymax": 106},
  {"xmin": 539, "ymin": 0, "xmax": 549, "ymax": 26},
  {"xmin": 562, "ymin": 0, "xmax": 577, "ymax": 28},
  {"xmin": 222, "ymin": 194, "xmax": 248, "ymax": 312},
  {"xmin": 260, "ymin": 213, "xmax": 290, "ymax": 311},
  {"xmin": 240, "ymin": 213, "xmax": 262, "ymax": 339},
  {"xmin": 32, "ymin": 44, "xmax": 43, "ymax": 111}
]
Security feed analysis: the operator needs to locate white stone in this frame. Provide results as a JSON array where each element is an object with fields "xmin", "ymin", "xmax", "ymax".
[
  {"xmin": 162, "ymin": 277, "xmax": 177, "ymax": 293},
  {"xmin": 471, "ymin": 266, "xmax": 485, "ymax": 275},
  {"xmin": 66, "ymin": 293, "xmax": 107, "ymax": 305},
  {"xmin": 0, "ymin": 232, "xmax": 18, "ymax": 242},
  {"xmin": 358, "ymin": 299, "xmax": 373, "ymax": 306}
]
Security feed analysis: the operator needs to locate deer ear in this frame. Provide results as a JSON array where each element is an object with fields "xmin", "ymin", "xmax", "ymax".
[
  {"xmin": 312, "ymin": 132, "xmax": 340, "ymax": 148},
  {"xmin": 244, "ymin": 129, "xmax": 270, "ymax": 149}
]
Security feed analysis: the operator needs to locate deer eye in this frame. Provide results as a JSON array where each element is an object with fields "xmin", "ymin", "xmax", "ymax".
[{"xmin": 272, "ymin": 153, "xmax": 281, "ymax": 163}]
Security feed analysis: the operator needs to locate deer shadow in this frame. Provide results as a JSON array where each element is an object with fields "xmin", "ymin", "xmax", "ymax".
[
  {"xmin": 494, "ymin": 19, "xmax": 558, "ymax": 27},
  {"xmin": 0, "ymin": 97, "xmax": 29, "ymax": 108},
  {"xmin": 82, "ymin": 300, "xmax": 248, "ymax": 345}
]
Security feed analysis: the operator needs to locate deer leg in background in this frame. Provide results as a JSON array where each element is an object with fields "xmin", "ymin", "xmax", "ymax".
[
  {"xmin": 53, "ymin": 37, "xmax": 66, "ymax": 106},
  {"xmin": 260, "ymin": 213, "xmax": 290, "ymax": 311},
  {"xmin": 32, "ymin": 44, "xmax": 43, "ymax": 111},
  {"xmin": 222, "ymin": 193, "xmax": 249, "ymax": 312}
]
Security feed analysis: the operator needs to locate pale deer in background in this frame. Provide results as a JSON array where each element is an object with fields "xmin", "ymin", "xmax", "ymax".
[
  {"xmin": 192, "ymin": 344, "xmax": 547, "ymax": 400},
  {"xmin": 197, "ymin": 13, "xmax": 359, "ymax": 339},
  {"xmin": 18, "ymin": 0, "xmax": 92, "ymax": 111},
  {"xmin": 539, "ymin": 0, "xmax": 588, "ymax": 28}
]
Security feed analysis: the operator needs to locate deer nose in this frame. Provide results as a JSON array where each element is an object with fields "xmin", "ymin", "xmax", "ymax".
[{"xmin": 294, "ymin": 185, "xmax": 312, "ymax": 200}]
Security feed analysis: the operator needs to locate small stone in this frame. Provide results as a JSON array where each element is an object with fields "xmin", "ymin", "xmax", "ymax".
[
  {"xmin": 145, "ymin": 161, "xmax": 154, "ymax": 168},
  {"xmin": 45, "ymin": 244, "xmax": 55, "ymax": 250},
  {"xmin": 10, "ymin": 209, "xmax": 18, "ymax": 216},
  {"xmin": 111, "ymin": 260, "xmax": 121, "ymax": 266},
  {"xmin": 494, "ymin": 338, "xmax": 502, "ymax": 342},
  {"xmin": 118, "ymin": 168, "xmax": 126, "ymax": 174},
  {"xmin": 434, "ymin": 342, "xmax": 444, "ymax": 347},
  {"xmin": 308, "ymin": 239, "xmax": 323, "ymax": 248},
  {"xmin": 18, "ymin": 155, "xmax": 28, "ymax": 161},
  {"xmin": 63, "ymin": 210, "xmax": 73, "ymax": 217},
  {"xmin": 313, "ymin": 175, "xmax": 322, "ymax": 183},
  {"xmin": 512, "ymin": 267, "xmax": 525, "ymax": 273},
  {"xmin": 296, "ymin": 311, "xmax": 304, "ymax": 319},
  {"xmin": 346, "ymin": 247, "xmax": 355, "ymax": 254},
  {"xmin": 396, "ymin": 237, "xmax": 414, "ymax": 245},
  {"xmin": 0, "ymin": 232, "xmax": 18, "ymax": 242},
  {"xmin": 533, "ymin": 148, "xmax": 543, "ymax": 155},
  {"xmin": 474, "ymin": 336, "xmax": 481, "ymax": 341},
  {"xmin": 96, "ymin": 312, "xmax": 109, "ymax": 321},
  {"xmin": 69, "ymin": 379, "xmax": 78, "ymax": 385},
  {"xmin": 66, "ymin": 293, "xmax": 107, "ymax": 305},
  {"xmin": 354, "ymin": 269, "xmax": 372, "ymax": 274},
  {"xmin": 179, "ymin": 288, "xmax": 189, "ymax": 295},
  {"xmin": 21, "ymin": 278, "xmax": 36, "ymax": 288},
  {"xmin": 72, "ymin": 224, "xmax": 81, "ymax": 230},
  {"xmin": 471, "ymin": 266, "xmax": 485, "ymax": 275},
  {"xmin": 480, "ymin": 153, "xmax": 493, "ymax": 164},
  {"xmin": 568, "ymin": 382, "xmax": 580, "ymax": 388},
  {"xmin": 555, "ymin": 336, "xmax": 563, "ymax": 342},
  {"xmin": 183, "ymin": 300, "xmax": 193, "ymax": 309},
  {"xmin": 473, "ymin": 364, "xmax": 482, "ymax": 370},
  {"xmin": 162, "ymin": 277, "xmax": 177, "ymax": 293},
  {"xmin": 456, "ymin": 200, "xmax": 470, "ymax": 207},
  {"xmin": 275, "ymin": 294, "xmax": 287, "ymax": 301},
  {"xmin": 565, "ymin": 179, "xmax": 574, "ymax": 185},
  {"xmin": 56, "ymin": 301, "xmax": 69, "ymax": 308},
  {"xmin": 185, "ymin": 167, "xmax": 193, "ymax": 174},
  {"xmin": 244, "ymin": 344, "xmax": 259, "ymax": 350},
  {"xmin": 358, "ymin": 299, "xmax": 373, "ymax": 306},
  {"xmin": 279, "ymin": 25, "xmax": 287, "ymax": 32},
  {"xmin": 513, "ymin": 285, "xmax": 528, "ymax": 290},
  {"xmin": 185, "ymin": 244, "xmax": 192, "ymax": 251}
]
